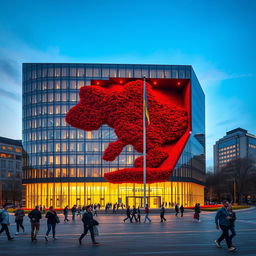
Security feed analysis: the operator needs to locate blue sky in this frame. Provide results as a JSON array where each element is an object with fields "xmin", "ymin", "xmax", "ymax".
[{"xmin": 0, "ymin": 0, "xmax": 255, "ymax": 168}]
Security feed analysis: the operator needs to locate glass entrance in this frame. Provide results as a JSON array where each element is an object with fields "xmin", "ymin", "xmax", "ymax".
[{"xmin": 126, "ymin": 196, "xmax": 161, "ymax": 208}]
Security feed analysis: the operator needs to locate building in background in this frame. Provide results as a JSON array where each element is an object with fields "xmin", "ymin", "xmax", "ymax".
[
  {"xmin": 214, "ymin": 128, "xmax": 256, "ymax": 173},
  {"xmin": 22, "ymin": 63, "xmax": 205, "ymax": 208},
  {"xmin": 0, "ymin": 137, "xmax": 23, "ymax": 206}
]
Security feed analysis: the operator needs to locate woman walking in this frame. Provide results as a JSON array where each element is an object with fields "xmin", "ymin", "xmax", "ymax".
[
  {"xmin": 14, "ymin": 205, "xmax": 25, "ymax": 235},
  {"xmin": 45, "ymin": 206, "xmax": 59, "ymax": 241}
]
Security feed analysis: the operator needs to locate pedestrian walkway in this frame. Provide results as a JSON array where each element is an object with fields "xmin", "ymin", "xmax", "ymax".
[{"xmin": 0, "ymin": 208, "xmax": 255, "ymax": 256}]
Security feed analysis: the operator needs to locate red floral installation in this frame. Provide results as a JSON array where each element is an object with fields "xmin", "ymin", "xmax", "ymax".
[{"xmin": 66, "ymin": 79, "xmax": 191, "ymax": 184}]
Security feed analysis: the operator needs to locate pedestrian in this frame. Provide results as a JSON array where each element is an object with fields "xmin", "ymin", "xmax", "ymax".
[
  {"xmin": 113, "ymin": 203, "xmax": 117, "ymax": 214},
  {"xmin": 77, "ymin": 205, "xmax": 82, "ymax": 218},
  {"xmin": 0, "ymin": 203, "xmax": 14, "ymax": 240},
  {"xmin": 175, "ymin": 203, "xmax": 180, "ymax": 217},
  {"xmin": 63, "ymin": 205, "xmax": 69, "ymax": 222},
  {"xmin": 123, "ymin": 206, "xmax": 132, "ymax": 223},
  {"xmin": 14, "ymin": 204, "xmax": 25, "ymax": 235},
  {"xmin": 144, "ymin": 204, "xmax": 151, "ymax": 223},
  {"xmin": 92, "ymin": 204, "xmax": 97, "ymax": 216},
  {"xmin": 228, "ymin": 205, "xmax": 236, "ymax": 247},
  {"xmin": 137, "ymin": 207, "xmax": 141, "ymax": 223},
  {"xmin": 214, "ymin": 200, "xmax": 236, "ymax": 252},
  {"xmin": 28, "ymin": 205, "xmax": 42, "ymax": 242},
  {"xmin": 131, "ymin": 206, "xmax": 138, "ymax": 222},
  {"xmin": 71, "ymin": 205, "xmax": 77, "ymax": 221},
  {"xmin": 193, "ymin": 203, "xmax": 200, "ymax": 222},
  {"xmin": 45, "ymin": 206, "xmax": 59, "ymax": 241},
  {"xmin": 79, "ymin": 205, "xmax": 99, "ymax": 245},
  {"xmin": 160, "ymin": 203, "xmax": 166, "ymax": 222},
  {"xmin": 180, "ymin": 205, "xmax": 184, "ymax": 217}
]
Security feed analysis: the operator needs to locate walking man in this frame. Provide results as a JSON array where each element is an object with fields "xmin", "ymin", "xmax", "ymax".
[
  {"xmin": 137, "ymin": 206, "xmax": 141, "ymax": 223},
  {"xmin": 180, "ymin": 205, "xmax": 184, "ymax": 217},
  {"xmin": 214, "ymin": 200, "xmax": 236, "ymax": 252},
  {"xmin": 63, "ymin": 206, "xmax": 69, "ymax": 222},
  {"xmin": 144, "ymin": 204, "xmax": 151, "ymax": 223},
  {"xmin": 71, "ymin": 205, "xmax": 77, "ymax": 221},
  {"xmin": 123, "ymin": 206, "xmax": 132, "ymax": 223},
  {"xmin": 131, "ymin": 206, "xmax": 138, "ymax": 222},
  {"xmin": 160, "ymin": 203, "xmax": 166, "ymax": 222},
  {"xmin": 0, "ymin": 203, "xmax": 14, "ymax": 240},
  {"xmin": 175, "ymin": 203, "xmax": 179, "ymax": 217},
  {"xmin": 28, "ymin": 205, "xmax": 42, "ymax": 242},
  {"xmin": 79, "ymin": 205, "xmax": 99, "ymax": 245},
  {"xmin": 14, "ymin": 204, "xmax": 25, "ymax": 235}
]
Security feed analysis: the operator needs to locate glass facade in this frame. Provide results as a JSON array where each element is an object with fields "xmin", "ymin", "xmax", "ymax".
[{"xmin": 22, "ymin": 63, "xmax": 205, "ymax": 208}]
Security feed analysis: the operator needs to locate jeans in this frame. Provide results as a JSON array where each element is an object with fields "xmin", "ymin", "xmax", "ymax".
[
  {"xmin": 72, "ymin": 212, "xmax": 76, "ymax": 221},
  {"xmin": 79, "ymin": 225, "xmax": 95, "ymax": 243},
  {"xmin": 0, "ymin": 224, "xmax": 11, "ymax": 239},
  {"xmin": 229, "ymin": 226, "xmax": 236, "ymax": 244},
  {"xmin": 123, "ymin": 215, "xmax": 132, "ymax": 223},
  {"xmin": 16, "ymin": 219, "xmax": 25, "ymax": 232},
  {"xmin": 160, "ymin": 213, "xmax": 166, "ymax": 222},
  {"xmin": 31, "ymin": 222, "xmax": 40, "ymax": 240},
  {"xmin": 46, "ymin": 223, "xmax": 56, "ymax": 238},
  {"xmin": 217, "ymin": 225, "xmax": 232, "ymax": 248},
  {"xmin": 144, "ymin": 213, "xmax": 151, "ymax": 222},
  {"xmin": 131, "ymin": 214, "xmax": 138, "ymax": 222}
]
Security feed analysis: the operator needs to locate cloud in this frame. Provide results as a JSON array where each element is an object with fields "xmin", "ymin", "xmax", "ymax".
[{"xmin": 0, "ymin": 87, "xmax": 21, "ymax": 101}]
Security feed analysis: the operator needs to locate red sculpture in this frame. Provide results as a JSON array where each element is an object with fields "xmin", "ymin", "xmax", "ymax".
[{"xmin": 66, "ymin": 79, "xmax": 191, "ymax": 183}]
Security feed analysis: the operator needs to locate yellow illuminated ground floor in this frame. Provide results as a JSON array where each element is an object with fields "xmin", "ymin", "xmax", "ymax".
[{"xmin": 24, "ymin": 182, "xmax": 204, "ymax": 209}]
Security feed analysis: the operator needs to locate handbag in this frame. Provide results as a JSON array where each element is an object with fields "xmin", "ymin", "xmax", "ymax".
[
  {"xmin": 55, "ymin": 215, "xmax": 60, "ymax": 224},
  {"xmin": 93, "ymin": 225, "xmax": 99, "ymax": 236}
]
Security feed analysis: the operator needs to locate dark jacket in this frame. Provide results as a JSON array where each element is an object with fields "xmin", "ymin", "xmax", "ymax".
[
  {"xmin": 215, "ymin": 207, "xmax": 230, "ymax": 227},
  {"xmin": 46, "ymin": 211, "xmax": 57, "ymax": 225},
  {"xmin": 229, "ymin": 212, "xmax": 236, "ymax": 227},
  {"xmin": 15, "ymin": 209, "xmax": 25, "ymax": 221},
  {"xmin": 160, "ymin": 206, "xmax": 165, "ymax": 214},
  {"xmin": 195, "ymin": 205, "xmax": 201, "ymax": 214},
  {"xmin": 28, "ymin": 209, "xmax": 42, "ymax": 223},
  {"xmin": 180, "ymin": 206, "xmax": 184, "ymax": 213},
  {"xmin": 63, "ymin": 207, "xmax": 68, "ymax": 215},
  {"xmin": 82, "ymin": 211, "xmax": 95, "ymax": 228},
  {"xmin": 126, "ymin": 208, "xmax": 131, "ymax": 216}
]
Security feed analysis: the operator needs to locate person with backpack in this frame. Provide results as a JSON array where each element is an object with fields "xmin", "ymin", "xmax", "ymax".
[
  {"xmin": 45, "ymin": 206, "xmax": 59, "ymax": 241},
  {"xmin": 214, "ymin": 200, "xmax": 236, "ymax": 252},
  {"xmin": 160, "ymin": 203, "xmax": 166, "ymax": 222},
  {"xmin": 0, "ymin": 203, "xmax": 14, "ymax": 240},
  {"xmin": 28, "ymin": 205, "xmax": 42, "ymax": 242},
  {"xmin": 79, "ymin": 205, "xmax": 99, "ymax": 245},
  {"xmin": 14, "ymin": 204, "xmax": 25, "ymax": 235}
]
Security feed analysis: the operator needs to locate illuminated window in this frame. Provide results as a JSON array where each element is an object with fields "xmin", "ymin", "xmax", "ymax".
[
  {"xmin": 61, "ymin": 130, "xmax": 67, "ymax": 139},
  {"xmin": 55, "ymin": 143, "xmax": 60, "ymax": 152},
  {"xmin": 55, "ymin": 156, "xmax": 60, "ymax": 165},
  {"xmin": 61, "ymin": 155, "xmax": 67, "ymax": 164},
  {"xmin": 77, "ymin": 68, "xmax": 84, "ymax": 77},
  {"xmin": 77, "ymin": 155, "xmax": 84, "ymax": 164},
  {"xmin": 70, "ymin": 93, "xmax": 77, "ymax": 101},
  {"xmin": 61, "ymin": 168, "xmax": 67, "ymax": 177},
  {"xmin": 55, "ymin": 168, "xmax": 61, "ymax": 177},
  {"xmin": 69, "ymin": 168, "xmax": 76, "ymax": 177},
  {"xmin": 48, "ymin": 105, "xmax": 53, "ymax": 115}
]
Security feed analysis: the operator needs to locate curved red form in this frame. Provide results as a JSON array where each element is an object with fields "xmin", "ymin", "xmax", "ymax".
[{"xmin": 66, "ymin": 79, "xmax": 191, "ymax": 183}]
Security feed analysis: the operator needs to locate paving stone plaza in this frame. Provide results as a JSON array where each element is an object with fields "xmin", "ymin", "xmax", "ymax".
[{"xmin": 0, "ymin": 207, "xmax": 255, "ymax": 256}]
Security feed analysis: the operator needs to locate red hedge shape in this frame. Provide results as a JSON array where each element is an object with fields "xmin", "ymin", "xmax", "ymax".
[{"xmin": 66, "ymin": 79, "xmax": 190, "ymax": 183}]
